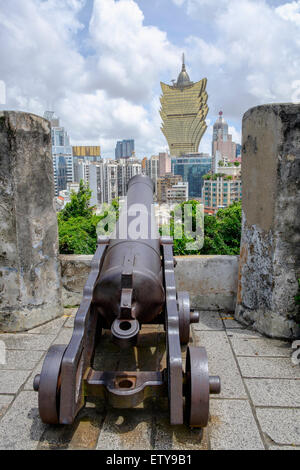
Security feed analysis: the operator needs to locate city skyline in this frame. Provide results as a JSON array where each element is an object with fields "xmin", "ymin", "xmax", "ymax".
[{"xmin": 0, "ymin": 0, "xmax": 299, "ymax": 158}]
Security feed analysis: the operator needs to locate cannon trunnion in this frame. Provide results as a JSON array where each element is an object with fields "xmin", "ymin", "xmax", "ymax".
[{"xmin": 34, "ymin": 174, "xmax": 220, "ymax": 427}]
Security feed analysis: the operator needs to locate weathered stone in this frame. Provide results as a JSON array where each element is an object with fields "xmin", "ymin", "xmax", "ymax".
[
  {"xmin": 209, "ymin": 399, "xmax": 264, "ymax": 450},
  {"xmin": 237, "ymin": 356, "xmax": 300, "ymax": 379},
  {"xmin": 235, "ymin": 104, "xmax": 300, "ymax": 339},
  {"xmin": 0, "ymin": 395, "xmax": 14, "ymax": 420},
  {"xmin": 0, "ymin": 391, "xmax": 46, "ymax": 449},
  {"xmin": 245, "ymin": 378, "xmax": 300, "ymax": 407},
  {"xmin": 0, "ymin": 370, "xmax": 31, "ymax": 394},
  {"xmin": 0, "ymin": 111, "xmax": 63, "ymax": 332},
  {"xmin": 256, "ymin": 408, "xmax": 300, "ymax": 446},
  {"xmin": 60, "ymin": 254, "xmax": 239, "ymax": 311},
  {"xmin": 96, "ymin": 408, "xmax": 153, "ymax": 450},
  {"xmin": 193, "ymin": 330, "xmax": 247, "ymax": 399}
]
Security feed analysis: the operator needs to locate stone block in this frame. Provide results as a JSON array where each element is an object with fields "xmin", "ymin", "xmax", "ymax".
[
  {"xmin": 209, "ymin": 399, "xmax": 264, "ymax": 450},
  {"xmin": 0, "ymin": 111, "xmax": 63, "ymax": 332},
  {"xmin": 245, "ymin": 378, "xmax": 300, "ymax": 407},
  {"xmin": 193, "ymin": 330, "xmax": 247, "ymax": 399},
  {"xmin": 235, "ymin": 104, "xmax": 300, "ymax": 339},
  {"xmin": 256, "ymin": 408, "xmax": 300, "ymax": 446}
]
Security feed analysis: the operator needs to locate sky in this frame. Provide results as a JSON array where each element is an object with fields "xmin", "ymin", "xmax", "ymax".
[{"xmin": 0, "ymin": 0, "xmax": 300, "ymax": 158}]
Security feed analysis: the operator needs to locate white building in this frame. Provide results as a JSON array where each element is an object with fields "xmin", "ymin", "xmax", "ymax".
[
  {"xmin": 166, "ymin": 182, "xmax": 189, "ymax": 204},
  {"xmin": 145, "ymin": 155, "xmax": 159, "ymax": 195},
  {"xmin": 44, "ymin": 111, "xmax": 74, "ymax": 196}
]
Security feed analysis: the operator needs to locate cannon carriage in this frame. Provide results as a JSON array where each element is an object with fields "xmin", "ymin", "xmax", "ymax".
[{"xmin": 34, "ymin": 174, "xmax": 220, "ymax": 427}]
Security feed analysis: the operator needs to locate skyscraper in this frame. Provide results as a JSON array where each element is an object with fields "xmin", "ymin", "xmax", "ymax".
[
  {"xmin": 115, "ymin": 139, "xmax": 135, "ymax": 159},
  {"xmin": 171, "ymin": 154, "xmax": 212, "ymax": 199},
  {"xmin": 160, "ymin": 54, "xmax": 208, "ymax": 156},
  {"xmin": 44, "ymin": 111, "xmax": 74, "ymax": 195},
  {"xmin": 212, "ymin": 111, "xmax": 237, "ymax": 171}
]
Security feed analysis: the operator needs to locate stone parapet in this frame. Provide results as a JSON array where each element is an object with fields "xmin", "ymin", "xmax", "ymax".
[
  {"xmin": 0, "ymin": 111, "xmax": 63, "ymax": 332},
  {"xmin": 60, "ymin": 254, "xmax": 239, "ymax": 312},
  {"xmin": 235, "ymin": 104, "xmax": 300, "ymax": 339}
]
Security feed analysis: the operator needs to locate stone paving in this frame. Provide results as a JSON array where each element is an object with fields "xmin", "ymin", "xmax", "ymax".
[{"xmin": 0, "ymin": 309, "xmax": 299, "ymax": 450}]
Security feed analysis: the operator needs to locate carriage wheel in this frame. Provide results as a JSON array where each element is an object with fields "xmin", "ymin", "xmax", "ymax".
[
  {"xmin": 34, "ymin": 345, "xmax": 67, "ymax": 424},
  {"xmin": 185, "ymin": 346, "xmax": 213, "ymax": 427}
]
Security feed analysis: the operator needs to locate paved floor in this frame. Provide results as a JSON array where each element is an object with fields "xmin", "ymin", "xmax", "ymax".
[{"xmin": 0, "ymin": 309, "xmax": 299, "ymax": 450}]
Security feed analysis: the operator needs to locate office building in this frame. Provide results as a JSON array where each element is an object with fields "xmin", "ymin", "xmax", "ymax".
[
  {"xmin": 44, "ymin": 111, "xmax": 74, "ymax": 195},
  {"xmin": 212, "ymin": 111, "xmax": 237, "ymax": 172},
  {"xmin": 203, "ymin": 174, "xmax": 242, "ymax": 214},
  {"xmin": 172, "ymin": 154, "xmax": 212, "ymax": 199},
  {"xmin": 115, "ymin": 139, "xmax": 135, "ymax": 159}
]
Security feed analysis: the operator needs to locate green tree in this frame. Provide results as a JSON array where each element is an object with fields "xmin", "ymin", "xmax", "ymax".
[
  {"xmin": 57, "ymin": 180, "xmax": 119, "ymax": 254},
  {"xmin": 58, "ymin": 180, "xmax": 94, "ymax": 221},
  {"xmin": 160, "ymin": 200, "xmax": 242, "ymax": 256}
]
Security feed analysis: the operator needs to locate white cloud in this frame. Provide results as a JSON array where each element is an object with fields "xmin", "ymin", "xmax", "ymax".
[
  {"xmin": 182, "ymin": 0, "xmax": 300, "ymax": 122},
  {"xmin": 276, "ymin": 0, "xmax": 300, "ymax": 25},
  {"xmin": 0, "ymin": 0, "xmax": 299, "ymax": 157},
  {"xmin": 0, "ymin": 0, "xmax": 179, "ymax": 156}
]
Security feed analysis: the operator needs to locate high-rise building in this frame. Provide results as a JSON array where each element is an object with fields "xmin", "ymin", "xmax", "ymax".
[
  {"xmin": 171, "ymin": 154, "xmax": 212, "ymax": 199},
  {"xmin": 212, "ymin": 111, "xmax": 237, "ymax": 172},
  {"xmin": 117, "ymin": 157, "xmax": 142, "ymax": 197},
  {"xmin": 158, "ymin": 152, "xmax": 171, "ymax": 177},
  {"xmin": 157, "ymin": 174, "xmax": 183, "ymax": 203},
  {"xmin": 44, "ymin": 112, "xmax": 74, "ymax": 195},
  {"xmin": 74, "ymin": 158, "xmax": 142, "ymax": 206},
  {"xmin": 160, "ymin": 54, "xmax": 208, "ymax": 157},
  {"xmin": 145, "ymin": 155, "xmax": 159, "ymax": 194},
  {"xmin": 73, "ymin": 146, "xmax": 101, "ymax": 163},
  {"xmin": 115, "ymin": 139, "xmax": 135, "ymax": 159},
  {"xmin": 166, "ymin": 182, "xmax": 189, "ymax": 204},
  {"xmin": 203, "ymin": 174, "xmax": 242, "ymax": 214}
]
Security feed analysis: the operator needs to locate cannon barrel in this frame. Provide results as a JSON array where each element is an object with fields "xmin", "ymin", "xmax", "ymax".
[{"xmin": 93, "ymin": 174, "xmax": 165, "ymax": 347}]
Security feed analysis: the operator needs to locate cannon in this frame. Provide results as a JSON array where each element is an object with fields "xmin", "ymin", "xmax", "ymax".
[{"xmin": 34, "ymin": 174, "xmax": 220, "ymax": 427}]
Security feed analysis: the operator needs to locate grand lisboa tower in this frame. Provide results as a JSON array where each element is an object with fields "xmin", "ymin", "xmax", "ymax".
[{"xmin": 160, "ymin": 54, "xmax": 209, "ymax": 157}]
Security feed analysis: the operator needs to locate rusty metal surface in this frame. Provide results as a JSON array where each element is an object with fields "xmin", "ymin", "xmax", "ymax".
[
  {"xmin": 93, "ymin": 175, "xmax": 165, "ymax": 327},
  {"xmin": 177, "ymin": 291, "xmax": 191, "ymax": 345},
  {"xmin": 59, "ymin": 238, "xmax": 109, "ymax": 424},
  {"xmin": 38, "ymin": 344, "xmax": 67, "ymax": 424},
  {"xmin": 185, "ymin": 346, "xmax": 210, "ymax": 427},
  {"xmin": 161, "ymin": 237, "xmax": 184, "ymax": 425},
  {"xmin": 35, "ymin": 174, "xmax": 220, "ymax": 429},
  {"xmin": 86, "ymin": 370, "xmax": 167, "ymax": 408}
]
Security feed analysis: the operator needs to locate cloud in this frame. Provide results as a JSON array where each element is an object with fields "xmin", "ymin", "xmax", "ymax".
[
  {"xmin": 0, "ymin": 0, "xmax": 299, "ymax": 158},
  {"xmin": 89, "ymin": 0, "xmax": 179, "ymax": 102},
  {"xmin": 182, "ymin": 0, "xmax": 300, "ymax": 121},
  {"xmin": 0, "ymin": 0, "xmax": 179, "ymax": 156}
]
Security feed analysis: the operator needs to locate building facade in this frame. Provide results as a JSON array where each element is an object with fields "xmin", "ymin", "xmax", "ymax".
[
  {"xmin": 145, "ymin": 155, "xmax": 159, "ymax": 194},
  {"xmin": 73, "ymin": 146, "xmax": 101, "ymax": 163},
  {"xmin": 166, "ymin": 182, "xmax": 189, "ymax": 204},
  {"xmin": 158, "ymin": 152, "xmax": 171, "ymax": 177},
  {"xmin": 157, "ymin": 173, "xmax": 182, "ymax": 203},
  {"xmin": 115, "ymin": 139, "xmax": 135, "ymax": 159},
  {"xmin": 203, "ymin": 174, "xmax": 242, "ymax": 214},
  {"xmin": 212, "ymin": 111, "xmax": 237, "ymax": 172},
  {"xmin": 45, "ymin": 112, "xmax": 74, "ymax": 195},
  {"xmin": 160, "ymin": 54, "xmax": 208, "ymax": 157},
  {"xmin": 171, "ymin": 155, "xmax": 212, "ymax": 199}
]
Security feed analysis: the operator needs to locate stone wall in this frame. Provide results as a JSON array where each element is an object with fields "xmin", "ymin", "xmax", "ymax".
[
  {"xmin": 235, "ymin": 104, "xmax": 300, "ymax": 339},
  {"xmin": 60, "ymin": 254, "xmax": 239, "ymax": 311},
  {"xmin": 0, "ymin": 111, "xmax": 63, "ymax": 332}
]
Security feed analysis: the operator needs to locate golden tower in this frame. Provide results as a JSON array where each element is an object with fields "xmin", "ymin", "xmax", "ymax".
[{"xmin": 160, "ymin": 54, "xmax": 208, "ymax": 156}]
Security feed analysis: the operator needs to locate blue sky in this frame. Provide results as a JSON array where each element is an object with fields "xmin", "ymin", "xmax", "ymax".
[{"xmin": 0, "ymin": 0, "xmax": 299, "ymax": 157}]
